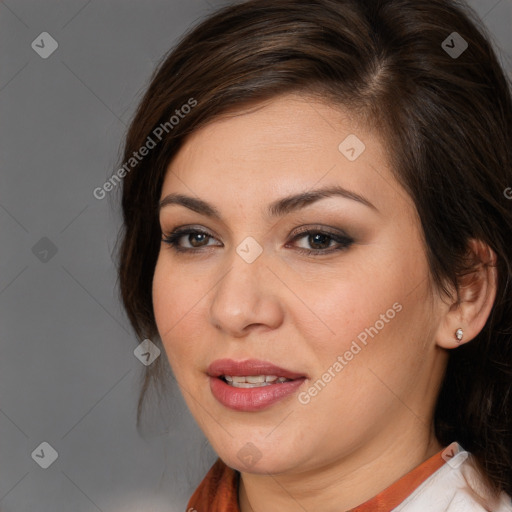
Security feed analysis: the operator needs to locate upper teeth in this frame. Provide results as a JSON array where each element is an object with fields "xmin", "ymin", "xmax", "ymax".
[{"xmin": 223, "ymin": 375, "xmax": 291, "ymax": 387}]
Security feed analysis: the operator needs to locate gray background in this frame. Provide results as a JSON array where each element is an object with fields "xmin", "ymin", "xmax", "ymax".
[{"xmin": 0, "ymin": 1, "xmax": 511, "ymax": 511}]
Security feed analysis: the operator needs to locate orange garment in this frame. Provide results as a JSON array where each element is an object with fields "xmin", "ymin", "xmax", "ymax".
[
  {"xmin": 187, "ymin": 445, "xmax": 446, "ymax": 511},
  {"xmin": 350, "ymin": 448, "xmax": 446, "ymax": 511}
]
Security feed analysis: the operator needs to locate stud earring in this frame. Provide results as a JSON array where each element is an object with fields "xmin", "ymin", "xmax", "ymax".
[{"xmin": 455, "ymin": 328, "xmax": 464, "ymax": 342}]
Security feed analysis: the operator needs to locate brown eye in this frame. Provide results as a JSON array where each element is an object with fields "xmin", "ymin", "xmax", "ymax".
[
  {"xmin": 288, "ymin": 227, "xmax": 354, "ymax": 255},
  {"xmin": 307, "ymin": 233, "xmax": 332, "ymax": 250},
  {"xmin": 188, "ymin": 232, "xmax": 210, "ymax": 247},
  {"xmin": 162, "ymin": 227, "xmax": 222, "ymax": 253}
]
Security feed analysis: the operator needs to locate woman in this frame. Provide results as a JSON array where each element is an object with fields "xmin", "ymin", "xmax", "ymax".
[{"xmin": 117, "ymin": 0, "xmax": 512, "ymax": 510}]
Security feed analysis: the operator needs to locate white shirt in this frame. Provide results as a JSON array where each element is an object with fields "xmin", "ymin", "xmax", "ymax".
[{"xmin": 393, "ymin": 443, "xmax": 512, "ymax": 512}]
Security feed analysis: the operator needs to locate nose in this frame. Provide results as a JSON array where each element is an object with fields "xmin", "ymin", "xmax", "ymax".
[{"xmin": 209, "ymin": 247, "xmax": 285, "ymax": 337}]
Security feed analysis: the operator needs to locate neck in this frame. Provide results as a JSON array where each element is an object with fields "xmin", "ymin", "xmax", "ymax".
[{"xmin": 238, "ymin": 426, "xmax": 443, "ymax": 512}]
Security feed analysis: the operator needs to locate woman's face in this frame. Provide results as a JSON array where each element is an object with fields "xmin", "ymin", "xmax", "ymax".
[{"xmin": 153, "ymin": 93, "xmax": 448, "ymax": 475}]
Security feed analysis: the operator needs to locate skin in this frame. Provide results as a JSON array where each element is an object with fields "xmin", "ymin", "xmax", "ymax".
[{"xmin": 152, "ymin": 93, "xmax": 497, "ymax": 512}]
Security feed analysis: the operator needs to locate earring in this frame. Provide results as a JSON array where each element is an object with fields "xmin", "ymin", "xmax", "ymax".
[{"xmin": 455, "ymin": 328, "xmax": 463, "ymax": 342}]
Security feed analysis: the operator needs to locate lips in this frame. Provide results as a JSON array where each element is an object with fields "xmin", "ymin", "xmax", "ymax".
[
  {"xmin": 207, "ymin": 358, "xmax": 306, "ymax": 380},
  {"xmin": 207, "ymin": 358, "xmax": 307, "ymax": 412}
]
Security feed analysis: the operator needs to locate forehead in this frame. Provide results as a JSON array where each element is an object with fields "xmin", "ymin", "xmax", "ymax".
[{"xmin": 161, "ymin": 93, "xmax": 403, "ymax": 216}]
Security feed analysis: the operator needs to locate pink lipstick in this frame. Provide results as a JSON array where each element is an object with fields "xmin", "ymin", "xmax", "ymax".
[{"xmin": 207, "ymin": 359, "xmax": 307, "ymax": 412}]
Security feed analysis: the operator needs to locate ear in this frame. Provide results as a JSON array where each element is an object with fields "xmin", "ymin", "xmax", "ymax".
[{"xmin": 436, "ymin": 239, "xmax": 498, "ymax": 349}]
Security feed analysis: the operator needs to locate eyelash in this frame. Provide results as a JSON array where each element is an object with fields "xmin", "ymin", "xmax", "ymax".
[{"xmin": 161, "ymin": 226, "xmax": 354, "ymax": 256}]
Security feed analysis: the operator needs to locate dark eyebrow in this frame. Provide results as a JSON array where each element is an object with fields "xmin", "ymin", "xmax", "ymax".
[
  {"xmin": 159, "ymin": 193, "xmax": 221, "ymax": 218},
  {"xmin": 267, "ymin": 185, "xmax": 378, "ymax": 216},
  {"xmin": 158, "ymin": 185, "xmax": 378, "ymax": 219}
]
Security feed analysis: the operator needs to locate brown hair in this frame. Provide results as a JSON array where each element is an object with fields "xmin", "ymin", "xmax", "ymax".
[{"xmin": 116, "ymin": 0, "xmax": 512, "ymax": 496}]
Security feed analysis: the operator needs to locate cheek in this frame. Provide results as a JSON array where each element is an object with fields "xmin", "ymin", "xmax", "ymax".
[
  {"xmin": 152, "ymin": 256, "xmax": 208, "ymax": 364},
  {"xmin": 296, "ymin": 243, "xmax": 430, "ymax": 375},
  {"xmin": 152, "ymin": 257, "xmax": 178, "ymax": 336},
  {"xmin": 288, "ymin": 260, "xmax": 405, "ymax": 349},
  {"xmin": 316, "ymin": 277, "xmax": 432, "ymax": 408}
]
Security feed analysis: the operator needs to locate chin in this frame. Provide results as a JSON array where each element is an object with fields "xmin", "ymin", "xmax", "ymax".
[
  {"xmin": 228, "ymin": 456, "xmax": 291, "ymax": 475},
  {"xmin": 217, "ymin": 441, "xmax": 303, "ymax": 475}
]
